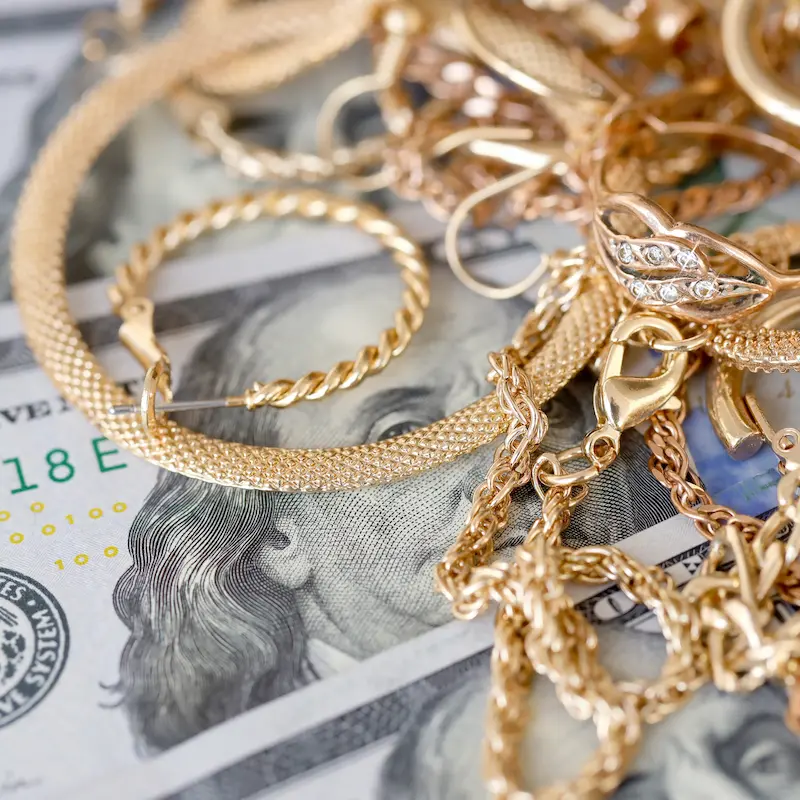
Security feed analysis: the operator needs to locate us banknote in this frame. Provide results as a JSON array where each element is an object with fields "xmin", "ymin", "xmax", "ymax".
[
  {"xmin": 52, "ymin": 519, "xmax": 800, "ymax": 800},
  {"xmin": 1, "ymin": 211, "xmax": 798, "ymax": 799},
  {"xmin": 2, "ymin": 7, "xmax": 800, "ymax": 800},
  {"xmin": 0, "ymin": 205, "xmax": 677, "ymax": 796}
]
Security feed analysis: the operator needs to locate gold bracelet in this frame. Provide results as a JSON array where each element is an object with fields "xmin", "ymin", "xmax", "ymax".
[
  {"xmin": 10, "ymin": 6, "xmax": 621, "ymax": 489},
  {"xmin": 106, "ymin": 187, "xmax": 430, "ymax": 434}
]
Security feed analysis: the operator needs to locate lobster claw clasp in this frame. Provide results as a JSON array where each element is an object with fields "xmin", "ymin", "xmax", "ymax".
[{"xmin": 594, "ymin": 313, "xmax": 689, "ymax": 432}]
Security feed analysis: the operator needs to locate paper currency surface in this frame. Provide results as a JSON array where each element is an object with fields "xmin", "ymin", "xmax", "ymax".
[
  {"xmin": 2, "ymin": 6, "xmax": 800, "ymax": 800},
  {"xmin": 57, "ymin": 519, "xmax": 800, "ymax": 800},
  {"xmin": 0, "ymin": 213, "xmax": 683, "ymax": 796},
  {"xmin": 2, "ymin": 220, "xmax": 798, "ymax": 798}
]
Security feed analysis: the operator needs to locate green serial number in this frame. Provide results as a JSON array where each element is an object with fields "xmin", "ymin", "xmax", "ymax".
[{"xmin": 2, "ymin": 437, "xmax": 126, "ymax": 495}]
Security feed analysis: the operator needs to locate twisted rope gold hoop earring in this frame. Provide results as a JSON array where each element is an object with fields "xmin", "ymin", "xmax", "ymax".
[{"xmin": 107, "ymin": 187, "xmax": 430, "ymax": 434}]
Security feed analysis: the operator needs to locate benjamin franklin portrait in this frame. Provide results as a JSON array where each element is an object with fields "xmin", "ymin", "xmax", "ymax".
[{"xmin": 111, "ymin": 256, "xmax": 677, "ymax": 752}]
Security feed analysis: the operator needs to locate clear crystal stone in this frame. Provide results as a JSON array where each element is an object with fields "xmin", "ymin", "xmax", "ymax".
[
  {"xmin": 692, "ymin": 279, "xmax": 716, "ymax": 299},
  {"xmin": 659, "ymin": 284, "xmax": 679, "ymax": 303},
  {"xmin": 676, "ymin": 249, "xmax": 700, "ymax": 270},
  {"xmin": 617, "ymin": 242, "xmax": 634, "ymax": 264},
  {"xmin": 644, "ymin": 245, "xmax": 665, "ymax": 265},
  {"xmin": 630, "ymin": 280, "xmax": 648, "ymax": 299}
]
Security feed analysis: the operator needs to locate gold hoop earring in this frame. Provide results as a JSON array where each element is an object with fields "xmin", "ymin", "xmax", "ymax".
[{"xmin": 106, "ymin": 188, "xmax": 430, "ymax": 434}]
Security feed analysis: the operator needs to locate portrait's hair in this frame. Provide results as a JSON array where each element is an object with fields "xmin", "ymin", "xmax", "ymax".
[
  {"xmin": 112, "ymin": 276, "xmax": 316, "ymax": 751},
  {"xmin": 110, "ymin": 258, "xmax": 674, "ymax": 753},
  {"xmin": 113, "ymin": 474, "xmax": 308, "ymax": 752}
]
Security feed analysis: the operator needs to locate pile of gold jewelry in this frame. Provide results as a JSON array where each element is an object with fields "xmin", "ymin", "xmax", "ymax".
[{"xmin": 10, "ymin": 0, "xmax": 800, "ymax": 795}]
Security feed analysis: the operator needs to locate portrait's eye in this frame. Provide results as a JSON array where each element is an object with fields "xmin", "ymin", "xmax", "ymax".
[
  {"xmin": 377, "ymin": 421, "xmax": 420, "ymax": 440},
  {"xmin": 369, "ymin": 409, "xmax": 440, "ymax": 442},
  {"xmin": 732, "ymin": 713, "xmax": 800, "ymax": 793},
  {"xmin": 363, "ymin": 389, "xmax": 442, "ymax": 442},
  {"xmin": 741, "ymin": 739, "xmax": 799, "ymax": 784}
]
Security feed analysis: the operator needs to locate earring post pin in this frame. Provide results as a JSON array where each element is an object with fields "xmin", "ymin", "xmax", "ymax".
[{"xmin": 108, "ymin": 398, "xmax": 237, "ymax": 416}]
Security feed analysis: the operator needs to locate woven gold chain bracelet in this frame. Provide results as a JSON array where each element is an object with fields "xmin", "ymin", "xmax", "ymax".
[{"xmin": 11, "ymin": 3, "xmax": 619, "ymax": 490}]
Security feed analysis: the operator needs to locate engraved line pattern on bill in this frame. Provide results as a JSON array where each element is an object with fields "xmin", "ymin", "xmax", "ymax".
[
  {"xmin": 0, "ymin": 234, "xmax": 539, "ymax": 375},
  {"xmin": 149, "ymin": 540, "xmax": 735, "ymax": 800}
]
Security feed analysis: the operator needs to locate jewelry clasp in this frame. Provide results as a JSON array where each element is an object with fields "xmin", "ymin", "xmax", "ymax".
[
  {"xmin": 536, "ymin": 312, "xmax": 691, "ymax": 493},
  {"xmin": 594, "ymin": 313, "xmax": 689, "ymax": 433},
  {"xmin": 708, "ymin": 360, "xmax": 800, "ymax": 472},
  {"xmin": 109, "ymin": 292, "xmax": 178, "ymax": 434},
  {"xmin": 108, "ymin": 243, "xmax": 246, "ymax": 429},
  {"xmin": 708, "ymin": 293, "xmax": 800, "ymax": 470}
]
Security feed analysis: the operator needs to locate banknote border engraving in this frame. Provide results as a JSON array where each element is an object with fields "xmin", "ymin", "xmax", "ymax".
[
  {"xmin": 0, "ymin": 567, "xmax": 69, "ymax": 728},
  {"xmin": 165, "ymin": 649, "xmax": 491, "ymax": 800}
]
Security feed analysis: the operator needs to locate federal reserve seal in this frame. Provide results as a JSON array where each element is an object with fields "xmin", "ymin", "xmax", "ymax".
[{"xmin": 0, "ymin": 568, "xmax": 69, "ymax": 727}]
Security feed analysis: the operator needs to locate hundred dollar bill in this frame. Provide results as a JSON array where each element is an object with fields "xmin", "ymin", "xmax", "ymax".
[
  {"xmin": 2, "ymin": 227, "xmax": 797, "ymax": 798},
  {"xmin": 0, "ymin": 216, "xmax": 686, "ymax": 798},
  {"xmin": 2, "ymin": 15, "xmax": 800, "ymax": 800},
  {"xmin": 2, "ymin": 177, "xmax": 800, "ymax": 800},
  {"xmin": 58, "ymin": 517, "xmax": 800, "ymax": 800}
]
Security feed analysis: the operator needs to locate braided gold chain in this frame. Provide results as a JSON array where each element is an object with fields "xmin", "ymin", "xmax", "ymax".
[
  {"xmin": 438, "ymin": 329, "xmax": 712, "ymax": 798},
  {"xmin": 436, "ymin": 250, "xmax": 588, "ymax": 616},
  {"xmin": 645, "ymin": 400, "xmax": 800, "ymax": 604},
  {"xmin": 645, "ymin": 387, "xmax": 800, "ymax": 720}
]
